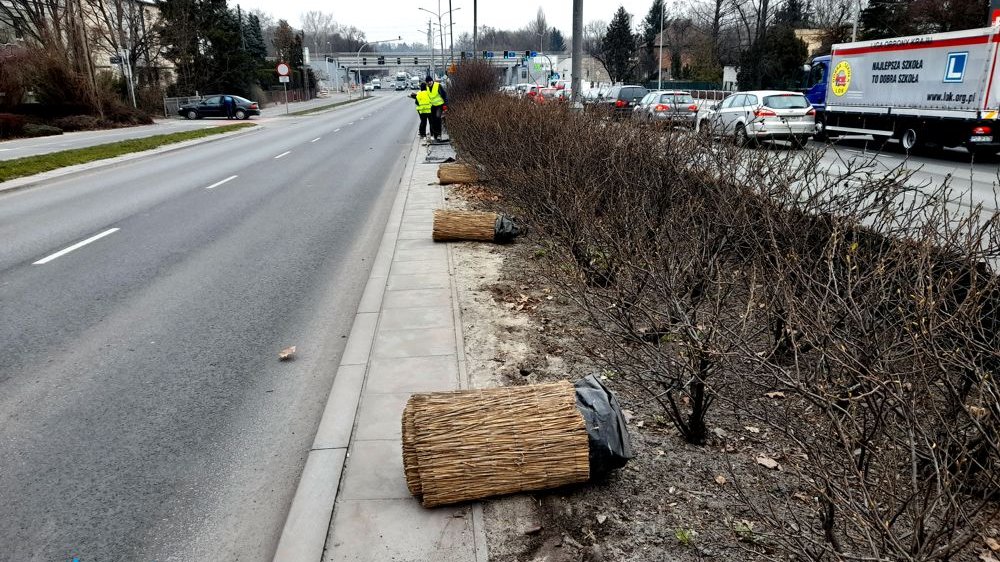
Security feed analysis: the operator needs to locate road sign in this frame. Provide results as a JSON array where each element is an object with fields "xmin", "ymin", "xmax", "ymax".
[
  {"xmin": 279, "ymin": 76, "xmax": 290, "ymax": 83},
  {"xmin": 276, "ymin": 62, "xmax": 290, "ymax": 76}
]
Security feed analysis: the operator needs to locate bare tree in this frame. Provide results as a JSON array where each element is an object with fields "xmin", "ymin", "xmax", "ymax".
[{"xmin": 300, "ymin": 10, "xmax": 334, "ymax": 53}]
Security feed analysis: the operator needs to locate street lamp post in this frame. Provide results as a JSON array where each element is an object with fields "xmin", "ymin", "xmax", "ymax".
[
  {"xmin": 420, "ymin": 5, "xmax": 460, "ymax": 75},
  {"xmin": 448, "ymin": 0, "xmax": 454, "ymax": 65}
]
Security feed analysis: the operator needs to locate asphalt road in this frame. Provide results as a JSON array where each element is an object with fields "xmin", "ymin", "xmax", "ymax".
[{"xmin": 0, "ymin": 91, "xmax": 416, "ymax": 561}]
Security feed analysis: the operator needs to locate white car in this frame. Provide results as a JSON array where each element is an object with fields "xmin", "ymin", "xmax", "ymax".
[
  {"xmin": 364, "ymin": 83, "xmax": 375, "ymax": 92},
  {"xmin": 697, "ymin": 90, "xmax": 815, "ymax": 148}
]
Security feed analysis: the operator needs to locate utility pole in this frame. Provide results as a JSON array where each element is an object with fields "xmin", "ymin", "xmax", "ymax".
[
  {"xmin": 657, "ymin": 4, "xmax": 664, "ymax": 89},
  {"xmin": 473, "ymin": 0, "xmax": 477, "ymax": 58},
  {"xmin": 851, "ymin": 0, "xmax": 859, "ymax": 42},
  {"xmin": 571, "ymin": 0, "xmax": 583, "ymax": 105},
  {"xmin": 448, "ymin": 0, "xmax": 455, "ymax": 66}
]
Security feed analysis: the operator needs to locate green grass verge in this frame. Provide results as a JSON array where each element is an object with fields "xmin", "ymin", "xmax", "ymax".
[
  {"xmin": 286, "ymin": 96, "xmax": 371, "ymax": 116},
  {"xmin": 0, "ymin": 122, "xmax": 256, "ymax": 183}
]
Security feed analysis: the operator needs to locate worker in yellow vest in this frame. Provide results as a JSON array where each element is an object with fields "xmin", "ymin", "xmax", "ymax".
[
  {"xmin": 414, "ymin": 83, "xmax": 432, "ymax": 139},
  {"xmin": 424, "ymin": 75, "xmax": 448, "ymax": 141}
]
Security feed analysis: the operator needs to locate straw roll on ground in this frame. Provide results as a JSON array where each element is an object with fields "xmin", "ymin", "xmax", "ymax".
[
  {"xmin": 401, "ymin": 382, "xmax": 590, "ymax": 508},
  {"xmin": 432, "ymin": 209, "xmax": 498, "ymax": 242},
  {"xmin": 437, "ymin": 162, "xmax": 479, "ymax": 185}
]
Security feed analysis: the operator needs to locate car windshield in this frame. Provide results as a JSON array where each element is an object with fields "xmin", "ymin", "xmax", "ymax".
[
  {"xmin": 660, "ymin": 94, "xmax": 694, "ymax": 104},
  {"xmin": 762, "ymin": 94, "xmax": 810, "ymax": 109},
  {"xmin": 621, "ymin": 87, "xmax": 646, "ymax": 100}
]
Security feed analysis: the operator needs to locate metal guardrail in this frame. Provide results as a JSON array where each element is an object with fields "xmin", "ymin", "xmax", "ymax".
[{"xmin": 162, "ymin": 95, "xmax": 202, "ymax": 118}]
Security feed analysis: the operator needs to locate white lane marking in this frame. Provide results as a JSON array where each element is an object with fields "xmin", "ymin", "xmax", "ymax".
[
  {"xmin": 348, "ymin": 122, "xmax": 354, "ymax": 125},
  {"xmin": 274, "ymin": 151, "xmax": 291, "ymax": 159},
  {"xmin": 359, "ymin": 117, "xmax": 365, "ymax": 121},
  {"xmin": 310, "ymin": 137, "xmax": 321, "ymax": 142},
  {"xmin": 334, "ymin": 128, "xmax": 341, "ymax": 132},
  {"xmin": 34, "ymin": 228, "xmax": 120, "ymax": 265},
  {"xmin": 0, "ymin": 148, "xmax": 15, "ymax": 152},
  {"xmin": 205, "ymin": 175, "xmax": 238, "ymax": 189}
]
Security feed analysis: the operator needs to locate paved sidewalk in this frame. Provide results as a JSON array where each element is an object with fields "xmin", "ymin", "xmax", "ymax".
[{"xmin": 272, "ymin": 137, "xmax": 488, "ymax": 562}]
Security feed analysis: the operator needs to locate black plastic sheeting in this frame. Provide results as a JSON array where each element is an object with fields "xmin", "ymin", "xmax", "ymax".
[
  {"xmin": 574, "ymin": 375, "xmax": 635, "ymax": 476},
  {"xmin": 493, "ymin": 215, "xmax": 524, "ymax": 244}
]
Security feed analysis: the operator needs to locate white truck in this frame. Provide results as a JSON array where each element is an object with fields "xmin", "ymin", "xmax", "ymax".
[
  {"xmin": 394, "ymin": 72, "xmax": 409, "ymax": 91},
  {"xmin": 805, "ymin": 26, "xmax": 1000, "ymax": 155}
]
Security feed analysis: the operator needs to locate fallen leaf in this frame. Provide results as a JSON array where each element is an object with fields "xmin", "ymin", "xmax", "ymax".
[
  {"xmin": 792, "ymin": 491, "xmax": 812, "ymax": 503},
  {"xmin": 979, "ymin": 553, "xmax": 999, "ymax": 562},
  {"xmin": 523, "ymin": 525, "xmax": 542, "ymax": 535},
  {"xmin": 968, "ymin": 405, "xmax": 989, "ymax": 419},
  {"xmin": 745, "ymin": 426, "xmax": 761, "ymax": 434},
  {"xmin": 714, "ymin": 474, "xmax": 727, "ymax": 485},
  {"xmin": 756, "ymin": 455, "xmax": 780, "ymax": 470},
  {"xmin": 622, "ymin": 409, "xmax": 635, "ymax": 423},
  {"xmin": 279, "ymin": 346, "xmax": 296, "ymax": 361},
  {"xmin": 765, "ymin": 391, "xmax": 785, "ymax": 398},
  {"xmin": 596, "ymin": 514, "xmax": 608, "ymax": 524},
  {"xmin": 986, "ymin": 537, "xmax": 1000, "ymax": 552},
  {"xmin": 656, "ymin": 449, "xmax": 665, "ymax": 456},
  {"xmin": 636, "ymin": 420, "xmax": 644, "ymax": 428}
]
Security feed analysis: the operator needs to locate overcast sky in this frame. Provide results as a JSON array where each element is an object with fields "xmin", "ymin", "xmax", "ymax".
[{"xmin": 236, "ymin": 0, "xmax": 663, "ymax": 47}]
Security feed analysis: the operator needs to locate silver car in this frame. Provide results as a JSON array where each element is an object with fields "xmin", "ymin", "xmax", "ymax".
[
  {"xmin": 697, "ymin": 90, "xmax": 815, "ymax": 147},
  {"xmin": 632, "ymin": 90, "xmax": 699, "ymax": 127}
]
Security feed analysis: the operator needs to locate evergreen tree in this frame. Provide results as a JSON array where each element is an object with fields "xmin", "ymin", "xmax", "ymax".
[
  {"xmin": 738, "ymin": 25, "xmax": 807, "ymax": 89},
  {"xmin": 775, "ymin": 0, "xmax": 807, "ymax": 27},
  {"xmin": 246, "ymin": 14, "xmax": 268, "ymax": 62},
  {"xmin": 600, "ymin": 7, "xmax": 638, "ymax": 83},
  {"xmin": 548, "ymin": 27, "xmax": 566, "ymax": 52},
  {"xmin": 858, "ymin": 0, "xmax": 914, "ymax": 39}
]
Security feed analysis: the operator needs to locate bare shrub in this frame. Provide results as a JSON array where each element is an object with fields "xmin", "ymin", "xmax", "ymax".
[
  {"xmin": 446, "ymin": 59, "xmax": 501, "ymax": 105},
  {"xmin": 448, "ymin": 94, "xmax": 1000, "ymax": 559}
]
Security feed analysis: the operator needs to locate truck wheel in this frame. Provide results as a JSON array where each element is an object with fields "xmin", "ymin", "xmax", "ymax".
[{"xmin": 901, "ymin": 128, "xmax": 919, "ymax": 152}]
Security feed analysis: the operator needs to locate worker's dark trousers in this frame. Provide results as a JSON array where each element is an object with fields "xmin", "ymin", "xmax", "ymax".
[
  {"xmin": 418, "ymin": 113, "xmax": 429, "ymax": 137},
  {"xmin": 429, "ymin": 105, "xmax": 443, "ymax": 138}
]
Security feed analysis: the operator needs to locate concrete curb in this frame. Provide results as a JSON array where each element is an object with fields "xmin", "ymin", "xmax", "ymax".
[
  {"xmin": 0, "ymin": 124, "xmax": 262, "ymax": 196},
  {"xmin": 271, "ymin": 135, "xmax": 420, "ymax": 562}
]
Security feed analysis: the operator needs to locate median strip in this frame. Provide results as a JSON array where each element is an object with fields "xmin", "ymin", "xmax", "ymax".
[
  {"xmin": 0, "ymin": 123, "xmax": 255, "ymax": 183},
  {"xmin": 34, "ymin": 228, "xmax": 120, "ymax": 265}
]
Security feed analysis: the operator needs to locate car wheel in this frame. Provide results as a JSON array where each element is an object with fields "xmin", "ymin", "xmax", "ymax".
[
  {"xmin": 235, "ymin": 109, "xmax": 247, "ymax": 120},
  {"xmin": 185, "ymin": 110, "xmax": 198, "ymax": 120},
  {"xmin": 735, "ymin": 123, "xmax": 753, "ymax": 147}
]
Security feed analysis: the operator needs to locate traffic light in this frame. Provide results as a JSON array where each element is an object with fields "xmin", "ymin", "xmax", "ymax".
[
  {"xmin": 524, "ymin": 50, "xmax": 530, "ymax": 57},
  {"xmin": 414, "ymin": 57, "xmax": 419, "ymax": 65},
  {"xmin": 503, "ymin": 50, "xmax": 509, "ymax": 59},
  {"xmin": 460, "ymin": 51, "xmax": 466, "ymax": 60},
  {"xmin": 397, "ymin": 57, "xmax": 401, "ymax": 65},
  {"xmin": 362, "ymin": 57, "xmax": 367, "ymax": 65},
  {"xmin": 377, "ymin": 55, "xmax": 385, "ymax": 65}
]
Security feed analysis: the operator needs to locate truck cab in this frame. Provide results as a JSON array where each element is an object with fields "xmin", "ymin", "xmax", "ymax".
[{"xmin": 805, "ymin": 55, "xmax": 830, "ymax": 112}]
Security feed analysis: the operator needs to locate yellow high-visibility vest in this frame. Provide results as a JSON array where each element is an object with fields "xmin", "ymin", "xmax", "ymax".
[
  {"xmin": 428, "ymin": 82, "xmax": 445, "ymax": 106},
  {"xmin": 415, "ymin": 90, "xmax": 432, "ymax": 114}
]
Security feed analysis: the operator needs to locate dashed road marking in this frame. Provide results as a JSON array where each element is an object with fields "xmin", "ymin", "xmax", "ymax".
[
  {"xmin": 205, "ymin": 175, "xmax": 238, "ymax": 189},
  {"xmin": 275, "ymin": 151, "xmax": 291, "ymax": 159},
  {"xmin": 310, "ymin": 137, "xmax": 321, "ymax": 142},
  {"xmin": 34, "ymin": 228, "xmax": 120, "ymax": 265}
]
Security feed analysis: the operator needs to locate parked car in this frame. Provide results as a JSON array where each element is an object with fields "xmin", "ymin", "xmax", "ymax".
[
  {"xmin": 534, "ymin": 87, "xmax": 564, "ymax": 104},
  {"xmin": 632, "ymin": 90, "xmax": 699, "ymax": 127},
  {"xmin": 696, "ymin": 90, "xmax": 815, "ymax": 147},
  {"xmin": 179, "ymin": 95, "xmax": 260, "ymax": 120},
  {"xmin": 364, "ymin": 83, "xmax": 375, "ymax": 91},
  {"xmin": 521, "ymin": 84, "xmax": 544, "ymax": 99},
  {"xmin": 596, "ymin": 85, "xmax": 648, "ymax": 118}
]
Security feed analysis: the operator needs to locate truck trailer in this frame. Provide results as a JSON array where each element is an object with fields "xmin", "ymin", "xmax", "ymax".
[{"xmin": 805, "ymin": 26, "xmax": 1000, "ymax": 155}]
